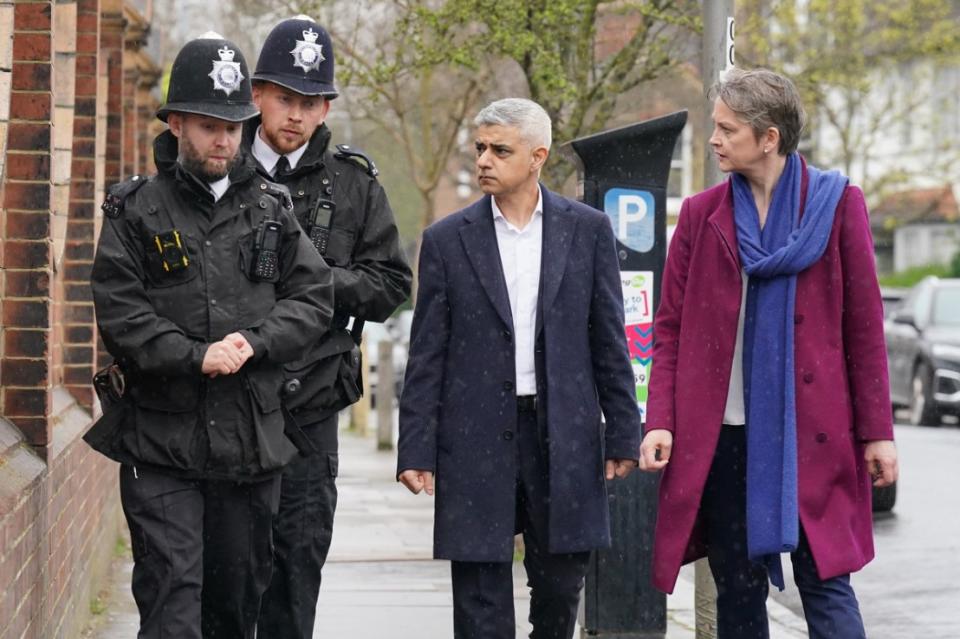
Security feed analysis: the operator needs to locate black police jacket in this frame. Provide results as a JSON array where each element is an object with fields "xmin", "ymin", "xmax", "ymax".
[
  {"xmin": 243, "ymin": 120, "xmax": 412, "ymax": 425},
  {"xmin": 86, "ymin": 130, "xmax": 334, "ymax": 480}
]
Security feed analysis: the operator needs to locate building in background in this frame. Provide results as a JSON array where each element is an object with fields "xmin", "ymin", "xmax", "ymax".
[{"xmin": 0, "ymin": 1, "xmax": 159, "ymax": 636}]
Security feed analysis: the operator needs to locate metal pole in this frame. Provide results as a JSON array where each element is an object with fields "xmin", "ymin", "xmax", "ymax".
[
  {"xmin": 376, "ymin": 340, "xmax": 395, "ymax": 451},
  {"xmin": 702, "ymin": 0, "xmax": 736, "ymax": 187},
  {"xmin": 697, "ymin": 2, "xmax": 735, "ymax": 637}
]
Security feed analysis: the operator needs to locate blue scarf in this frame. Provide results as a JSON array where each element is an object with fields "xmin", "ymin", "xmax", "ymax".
[{"xmin": 732, "ymin": 153, "xmax": 847, "ymax": 589}]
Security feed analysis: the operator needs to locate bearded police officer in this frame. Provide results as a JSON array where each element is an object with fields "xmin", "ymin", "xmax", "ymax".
[
  {"xmin": 85, "ymin": 33, "xmax": 333, "ymax": 639},
  {"xmin": 246, "ymin": 15, "xmax": 412, "ymax": 637}
]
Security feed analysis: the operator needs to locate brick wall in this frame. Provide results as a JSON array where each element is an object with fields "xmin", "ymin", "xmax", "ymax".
[{"xmin": 0, "ymin": 2, "xmax": 158, "ymax": 637}]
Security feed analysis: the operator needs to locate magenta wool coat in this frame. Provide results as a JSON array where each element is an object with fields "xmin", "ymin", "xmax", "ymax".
[{"xmin": 645, "ymin": 164, "xmax": 894, "ymax": 593}]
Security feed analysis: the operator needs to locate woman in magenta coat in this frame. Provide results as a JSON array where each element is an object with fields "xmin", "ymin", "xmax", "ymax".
[{"xmin": 639, "ymin": 68, "xmax": 899, "ymax": 639}]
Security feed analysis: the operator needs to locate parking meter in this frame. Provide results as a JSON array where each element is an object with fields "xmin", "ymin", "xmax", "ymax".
[{"xmin": 564, "ymin": 110, "xmax": 687, "ymax": 638}]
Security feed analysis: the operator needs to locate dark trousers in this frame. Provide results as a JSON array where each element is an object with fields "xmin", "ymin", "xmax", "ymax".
[
  {"xmin": 257, "ymin": 414, "xmax": 339, "ymax": 639},
  {"xmin": 451, "ymin": 405, "xmax": 591, "ymax": 639},
  {"xmin": 119, "ymin": 465, "xmax": 281, "ymax": 639},
  {"xmin": 702, "ymin": 426, "xmax": 867, "ymax": 639}
]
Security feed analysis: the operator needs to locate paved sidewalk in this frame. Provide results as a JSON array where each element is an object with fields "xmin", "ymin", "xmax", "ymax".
[{"xmin": 90, "ymin": 424, "xmax": 809, "ymax": 638}]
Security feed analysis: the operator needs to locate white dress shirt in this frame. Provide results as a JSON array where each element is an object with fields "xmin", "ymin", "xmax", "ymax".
[
  {"xmin": 251, "ymin": 126, "xmax": 309, "ymax": 177},
  {"xmin": 492, "ymin": 188, "xmax": 543, "ymax": 396},
  {"xmin": 207, "ymin": 175, "xmax": 230, "ymax": 202}
]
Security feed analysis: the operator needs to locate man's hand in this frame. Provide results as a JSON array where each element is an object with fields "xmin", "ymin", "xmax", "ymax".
[
  {"xmin": 399, "ymin": 469, "xmax": 434, "ymax": 496},
  {"xmin": 201, "ymin": 339, "xmax": 247, "ymax": 377},
  {"xmin": 864, "ymin": 440, "xmax": 898, "ymax": 487},
  {"xmin": 224, "ymin": 332, "xmax": 255, "ymax": 362},
  {"xmin": 605, "ymin": 458, "xmax": 638, "ymax": 480},
  {"xmin": 639, "ymin": 429, "xmax": 673, "ymax": 472}
]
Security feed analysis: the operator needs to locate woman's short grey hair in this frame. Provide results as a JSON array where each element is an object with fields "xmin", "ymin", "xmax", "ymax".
[
  {"xmin": 474, "ymin": 98, "xmax": 552, "ymax": 150},
  {"xmin": 709, "ymin": 68, "xmax": 807, "ymax": 155}
]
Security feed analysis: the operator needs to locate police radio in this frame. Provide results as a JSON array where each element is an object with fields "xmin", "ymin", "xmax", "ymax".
[
  {"xmin": 251, "ymin": 219, "xmax": 283, "ymax": 281},
  {"xmin": 308, "ymin": 198, "xmax": 335, "ymax": 256}
]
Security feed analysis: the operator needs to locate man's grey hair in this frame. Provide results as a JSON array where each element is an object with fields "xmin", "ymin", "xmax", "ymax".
[
  {"xmin": 709, "ymin": 68, "xmax": 807, "ymax": 155},
  {"xmin": 474, "ymin": 98, "xmax": 552, "ymax": 150}
]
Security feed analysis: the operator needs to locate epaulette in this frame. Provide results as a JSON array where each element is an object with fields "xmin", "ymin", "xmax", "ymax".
[
  {"xmin": 334, "ymin": 144, "xmax": 379, "ymax": 178},
  {"xmin": 101, "ymin": 175, "xmax": 147, "ymax": 219},
  {"xmin": 259, "ymin": 180, "xmax": 294, "ymax": 211}
]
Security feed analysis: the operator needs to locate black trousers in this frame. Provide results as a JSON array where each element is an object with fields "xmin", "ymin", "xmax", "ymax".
[
  {"xmin": 451, "ymin": 405, "xmax": 591, "ymax": 639},
  {"xmin": 702, "ymin": 426, "xmax": 866, "ymax": 639},
  {"xmin": 257, "ymin": 414, "xmax": 339, "ymax": 639},
  {"xmin": 119, "ymin": 464, "xmax": 281, "ymax": 639}
]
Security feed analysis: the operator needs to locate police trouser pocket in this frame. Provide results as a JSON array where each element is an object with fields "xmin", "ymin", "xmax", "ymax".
[{"xmin": 119, "ymin": 466, "xmax": 205, "ymax": 635}]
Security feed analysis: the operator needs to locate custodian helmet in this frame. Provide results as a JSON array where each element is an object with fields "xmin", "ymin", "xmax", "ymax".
[
  {"xmin": 253, "ymin": 16, "xmax": 338, "ymax": 98},
  {"xmin": 156, "ymin": 32, "xmax": 259, "ymax": 123}
]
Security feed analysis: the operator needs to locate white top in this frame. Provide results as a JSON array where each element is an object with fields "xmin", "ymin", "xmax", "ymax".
[
  {"xmin": 251, "ymin": 126, "xmax": 309, "ymax": 176},
  {"xmin": 207, "ymin": 176, "xmax": 230, "ymax": 202},
  {"xmin": 492, "ymin": 188, "xmax": 544, "ymax": 396},
  {"xmin": 722, "ymin": 271, "xmax": 749, "ymax": 425}
]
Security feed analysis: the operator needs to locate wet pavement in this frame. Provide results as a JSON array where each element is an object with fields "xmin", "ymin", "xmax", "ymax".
[
  {"xmin": 89, "ymin": 416, "xmax": 810, "ymax": 638},
  {"xmin": 770, "ymin": 420, "xmax": 960, "ymax": 638}
]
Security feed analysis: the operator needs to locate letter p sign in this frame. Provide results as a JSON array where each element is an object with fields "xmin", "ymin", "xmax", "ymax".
[{"xmin": 604, "ymin": 188, "xmax": 655, "ymax": 253}]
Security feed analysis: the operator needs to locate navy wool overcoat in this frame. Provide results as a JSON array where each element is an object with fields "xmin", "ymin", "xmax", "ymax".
[{"xmin": 397, "ymin": 187, "xmax": 641, "ymax": 562}]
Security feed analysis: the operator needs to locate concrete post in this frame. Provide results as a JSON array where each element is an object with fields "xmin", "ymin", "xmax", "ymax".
[
  {"xmin": 351, "ymin": 334, "xmax": 371, "ymax": 435},
  {"xmin": 376, "ymin": 340, "xmax": 395, "ymax": 451}
]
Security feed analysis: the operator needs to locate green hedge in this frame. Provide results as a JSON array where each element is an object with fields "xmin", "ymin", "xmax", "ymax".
[{"xmin": 879, "ymin": 264, "xmax": 952, "ymax": 288}]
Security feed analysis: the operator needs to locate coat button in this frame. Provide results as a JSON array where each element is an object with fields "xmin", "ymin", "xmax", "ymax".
[
  {"xmin": 803, "ymin": 372, "xmax": 814, "ymax": 383},
  {"xmin": 502, "ymin": 330, "xmax": 512, "ymax": 342},
  {"xmin": 211, "ymin": 299, "xmax": 217, "ymax": 306},
  {"xmin": 502, "ymin": 430, "xmax": 514, "ymax": 441},
  {"xmin": 204, "ymin": 240, "xmax": 212, "ymax": 247},
  {"xmin": 503, "ymin": 381, "xmax": 514, "ymax": 391},
  {"xmin": 816, "ymin": 432, "xmax": 828, "ymax": 443},
  {"xmin": 795, "ymin": 314, "xmax": 804, "ymax": 324}
]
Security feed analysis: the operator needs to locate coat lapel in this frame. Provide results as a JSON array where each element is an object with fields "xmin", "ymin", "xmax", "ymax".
[
  {"xmin": 536, "ymin": 188, "xmax": 578, "ymax": 336},
  {"xmin": 707, "ymin": 180, "xmax": 741, "ymax": 270},
  {"xmin": 459, "ymin": 197, "xmax": 514, "ymax": 330}
]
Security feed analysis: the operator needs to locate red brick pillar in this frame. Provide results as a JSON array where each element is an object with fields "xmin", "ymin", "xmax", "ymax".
[
  {"xmin": 121, "ymin": 45, "xmax": 136, "ymax": 177},
  {"xmin": 1, "ymin": 0, "xmax": 54, "ymax": 449},
  {"xmin": 96, "ymin": 0, "xmax": 122, "ymax": 370},
  {"xmin": 99, "ymin": 1, "xmax": 122, "ymax": 186},
  {"xmin": 63, "ymin": 0, "xmax": 100, "ymax": 411}
]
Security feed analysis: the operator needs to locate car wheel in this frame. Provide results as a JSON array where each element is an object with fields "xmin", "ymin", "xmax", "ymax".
[
  {"xmin": 872, "ymin": 481, "xmax": 897, "ymax": 513},
  {"xmin": 909, "ymin": 362, "xmax": 941, "ymax": 426}
]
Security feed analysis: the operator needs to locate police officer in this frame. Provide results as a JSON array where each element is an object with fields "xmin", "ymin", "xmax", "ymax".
[
  {"xmin": 246, "ymin": 15, "xmax": 412, "ymax": 638},
  {"xmin": 85, "ymin": 32, "xmax": 333, "ymax": 639}
]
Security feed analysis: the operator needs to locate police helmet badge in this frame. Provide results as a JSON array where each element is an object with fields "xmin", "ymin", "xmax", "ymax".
[
  {"xmin": 208, "ymin": 45, "xmax": 244, "ymax": 96},
  {"xmin": 290, "ymin": 27, "xmax": 325, "ymax": 73}
]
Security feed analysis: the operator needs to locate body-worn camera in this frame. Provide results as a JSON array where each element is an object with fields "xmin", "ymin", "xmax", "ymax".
[
  {"xmin": 251, "ymin": 219, "xmax": 283, "ymax": 281},
  {"xmin": 153, "ymin": 230, "xmax": 189, "ymax": 272},
  {"xmin": 308, "ymin": 198, "xmax": 335, "ymax": 256}
]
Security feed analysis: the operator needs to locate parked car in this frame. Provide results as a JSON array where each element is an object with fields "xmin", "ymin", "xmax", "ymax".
[
  {"xmin": 869, "ymin": 287, "xmax": 910, "ymax": 513},
  {"xmin": 880, "ymin": 286, "xmax": 908, "ymax": 317},
  {"xmin": 885, "ymin": 276, "xmax": 960, "ymax": 426}
]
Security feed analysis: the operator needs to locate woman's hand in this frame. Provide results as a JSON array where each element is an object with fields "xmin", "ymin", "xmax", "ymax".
[
  {"xmin": 864, "ymin": 440, "xmax": 898, "ymax": 487},
  {"xmin": 639, "ymin": 429, "xmax": 673, "ymax": 472}
]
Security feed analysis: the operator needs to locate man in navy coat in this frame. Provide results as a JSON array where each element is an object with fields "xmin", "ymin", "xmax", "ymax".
[{"xmin": 398, "ymin": 98, "xmax": 641, "ymax": 638}]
